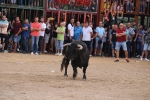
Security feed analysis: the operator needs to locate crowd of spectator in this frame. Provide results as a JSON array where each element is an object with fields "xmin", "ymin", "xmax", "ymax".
[{"xmin": 0, "ymin": 15, "xmax": 150, "ymax": 62}]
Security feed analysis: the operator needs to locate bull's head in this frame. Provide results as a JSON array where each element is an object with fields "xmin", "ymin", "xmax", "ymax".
[{"xmin": 63, "ymin": 43, "xmax": 83, "ymax": 60}]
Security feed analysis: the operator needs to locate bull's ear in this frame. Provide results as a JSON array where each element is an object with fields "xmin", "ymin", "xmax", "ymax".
[{"xmin": 63, "ymin": 43, "xmax": 71, "ymax": 47}]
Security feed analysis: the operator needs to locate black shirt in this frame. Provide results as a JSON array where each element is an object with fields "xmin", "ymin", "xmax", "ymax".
[
  {"xmin": 52, "ymin": 27, "xmax": 57, "ymax": 38},
  {"xmin": 111, "ymin": 30, "xmax": 117, "ymax": 42}
]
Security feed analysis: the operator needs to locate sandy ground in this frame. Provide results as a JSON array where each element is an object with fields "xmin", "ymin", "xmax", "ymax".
[{"xmin": 0, "ymin": 53, "xmax": 150, "ymax": 100}]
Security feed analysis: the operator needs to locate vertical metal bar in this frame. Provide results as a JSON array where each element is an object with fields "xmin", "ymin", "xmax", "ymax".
[
  {"xmin": 58, "ymin": 11, "xmax": 60, "ymax": 23},
  {"xmin": 84, "ymin": 13, "xmax": 86, "ymax": 23}
]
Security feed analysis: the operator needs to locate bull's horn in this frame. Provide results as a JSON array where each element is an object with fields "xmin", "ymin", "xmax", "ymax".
[
  {"xmin": 77, "ymin": 45, "xmax": 83, "ymax": 50},
  {"xmin": 63, "ymin": 43, "xmax": 71, "ymax": 47}
]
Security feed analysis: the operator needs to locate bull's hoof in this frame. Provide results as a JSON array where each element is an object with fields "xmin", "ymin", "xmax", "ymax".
[
  {"xmin": 83, "ymin": 76, "xmax": 86, "ymax": 80},
  {"xmin": 64, "ymin": 74, "xmax": 68, "ymax": 77}
]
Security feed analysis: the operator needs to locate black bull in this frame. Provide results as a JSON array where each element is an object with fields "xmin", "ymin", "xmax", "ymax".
[{"xmin": 61, "ymin": 41, "xmax": 90, "ymax": 80}]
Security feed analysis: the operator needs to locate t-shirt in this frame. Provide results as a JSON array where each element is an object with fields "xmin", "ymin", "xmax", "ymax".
[
  {"xmin": 0, "ymin": 20, "xmax": 9, "ymax": 34},
  {"xmin": 111, "ymin": 30, "xmax": 117, "ymax": 42},
  {"xmin": 137, "ymin": 30, "xmax": 144, "ymax": 42},
  {"xmin": 52, "ymin": 27, "xmax": 57, "ymax": 38},
  {"xmin": 40, "ymin": 22, "xmax": 46, "ymax": 36},
  {"xmin": 131, "ymin": 25, "xmax": 138, "ymax": 40},
  {"xmin": 82, "ymin": 26, "xmax": 93, "ymax": 41},
  {"xmin": 30, "ymin": 22, "xmax": 41, "ymax": 36},
  {"xmin": 13, "ymin": 22, "xmax": 22, "ymax": 35},
  {"xmin": 95, "ymin": 27, "xmax": 105, "ymax": 40},
  {"xmin": 116, "ymin": 28, "xmax": 126, "ymax": 42},
  {"xmin": 68, "ymin": 23, "xmax": 74, "ymax": 37},
  {"xmin": 127, "ymin": 27, "xmax": 135, "ymax": 41},
  {"xmin": 56, "ymin": 27, "xmax": 65, "ymax": 40},
  {"xmin": 22, "ymin": 23, "xmax": 30, "ymax": 37},
  {"xmin": 73, "ymin": 26, "xmax": 82, "ymax": 40},
  {"xmin": 144, "ymin": 32, "xmax": 150, "ymax": 44}
]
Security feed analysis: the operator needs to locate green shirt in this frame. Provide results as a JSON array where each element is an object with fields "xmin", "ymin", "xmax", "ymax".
[{"xmin": 56, "ymin": 27, "xmax": 65, "ymax": 40}]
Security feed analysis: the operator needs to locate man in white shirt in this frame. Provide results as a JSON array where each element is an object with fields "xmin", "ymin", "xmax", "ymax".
[
  {"xmin": 0, "ymin": 15, "xmax": 9, "ymax": 52},
  {"xmin": 82, "ymin": 21, "xmax": 93, "ymax": 52},
  {"xmin": 67, "ymin": 18, "xmax": 74, "ymax": 43},
  {"xmin": 39, "ymin": 17, "xmax": 46, "ymax": 54}
]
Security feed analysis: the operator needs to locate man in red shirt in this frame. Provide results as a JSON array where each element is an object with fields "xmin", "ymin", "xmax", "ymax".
[
  {"xmin": 115, "ymin": 23, "xmax": 129, "ymax": 62},
  {"xmin": 9, "ymin": 16, "xmax": 22, "ymax": 52},
  {"xmin": 30, "ymin": 17, "xmax": 41, "ymax": 55}
]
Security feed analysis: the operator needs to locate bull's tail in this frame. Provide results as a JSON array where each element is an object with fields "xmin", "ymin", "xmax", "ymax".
[{"xmin": 61, "ymin": 57, "xmax": 66, "ymax": 72}]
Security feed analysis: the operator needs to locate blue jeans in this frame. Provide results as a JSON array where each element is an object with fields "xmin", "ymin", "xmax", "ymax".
[
  {"xmin": 0, "ymin": 0, "xmax": 5, "ymax": 3},
  {"xmin": 126, "ymin": 2, "xmax": 133, "ymax": 12},
  {"xmin": 126, "ymin": 41, "xmax": 131, "ymax": 57},
  {"xmin": 18, "ymin": 0, "xmax": 23, "ymax": 5},
  {"xmin": 136, "ymin": 42, "xmax": 143, "ymax": 56},
  {"xmin": 23, "ymin": 36, "xmax": 29, "ymax": 53},
  {"xmin": 31, "ymin": 36, "xmax": 39, "ymax": 53},
  {"xmin": 57, "ymin": 40, "xmax": 64, "ymax": 50},
  {"xmin": 115, "ymin": 42, "xmax": 127, "ymax": 50}
]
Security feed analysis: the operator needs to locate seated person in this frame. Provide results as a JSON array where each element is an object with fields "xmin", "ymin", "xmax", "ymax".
[
  {"xmin": 110, "ymin": 1, "xmax": 117, "ymax": 20},
  {"xmin": 126, "ymin": 0, "xmax": 134, "ymax": 13},
  {"xmin": 117, "ymin": 4, "xmax": 124, "ymax": 19},
  {"xmin": 104, "ymin": 1, "xmax": 111, "ymax": 20}
]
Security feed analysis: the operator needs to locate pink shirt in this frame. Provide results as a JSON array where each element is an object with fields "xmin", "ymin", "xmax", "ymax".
[{"xmin": 30, "ymin": 22, "xmax": 41, "ymax": 36}]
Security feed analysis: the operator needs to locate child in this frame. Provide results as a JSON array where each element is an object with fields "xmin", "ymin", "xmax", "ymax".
[
  {"xmin": 49, "ymin": 0, "xmax": 55, "ymax": 9},
  {"xmin": 110, "ymin": 1, "xmax": 117, "ymax": 20},
  {"xmin": 55, "ymin": 22, "xmax": 65, "ymax": 56},
  {"xmin": 117, "ymin": 4, "xmax": 124, "ymax": 19},
  {"xmin": 104, "ymin": 1, "xmax": 111, "ymax": 20}
]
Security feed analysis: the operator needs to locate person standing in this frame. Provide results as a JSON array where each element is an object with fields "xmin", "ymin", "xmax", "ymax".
[
  {"xmin": 132, "ymin": 20, "xmax": 138, "ymax": 57},
  {"xmin": 22, "ymin": 19, "xmax": 30, "ymax": 54},
  {"xmin": 73, "ymin": 21, "xmax": 82, "ymax": 41},
  {"xmin": 39, "ymin": 17, "xmax": 46, "ymax": 54},
  {"xmin": 140, "ymin": 27, "xmax": 150, "ymax": 61},
  {"xmin": 44, "ymin": 18, "xmax": 51, "ymax": 53},
  {"xmin": 94, "ymin": 21, "xmax": 105, "ymax": 56},
  {"xmin": 134, "ymin": 25, "xmax": 145, "ymax": 58},
  {"xmin": 30, "ymin": 17, "xmax": 41, "ymax": 55},
  {"xmin": 114, "ymin": 23, "xmax": 129, "ymax": 62},
  {"xmin": 110, "ymin": 24, "xmax": 117, "ymax": 57},
  {"xmin": 67, "ymin": 18, "xmax": 74, "ymax": 43},
  {"xmin": 51, "ymin": 22, "xmax": 58, "ymax": 53},
  {"xmin": 55, "ymin": 22, "xmax": 65, "ymax": 56},
  {"xmin": 82, "ymin": 21, "xmax": 93, "ymax": 52},
  {"xmin": 126, "ymin": 22, "xmax": 135, "ymax": 58},
  {"xmin": 9, "ymin": 16, "xmax": 22, "ymax": 53},
  {"xmin": 0, "ymin": 15, "xmax": 9, "ymax": 52}
]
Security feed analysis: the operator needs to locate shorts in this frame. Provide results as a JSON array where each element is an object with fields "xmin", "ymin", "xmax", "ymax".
[
  {"xmin": 9, "ymin": 34, "xmax": 21, "ymax": 43},
  {"xmin": 115, "ymin": 42, "xmax": 127, "ymax": 50},
  {"xmin": 49, "ymin": 0, "xmax": 54, "ymax": 2},
  {"xmin": 143, "ymin": 44, "xmax": 150, "ymax": 50},
  {"xmin": 95, "ymin": 38, "xmax": 103, "ymax": 49},
  {"xmin": 112, "ymin": 41, "xmax": 116, "ymax": 49},
  {"xmin": 45, "ymin": 34, "xmax": 50, "ymax": 43},
  {"xmin": 0, "ymin": 33, "xmax": 7, "ymax": 43}
]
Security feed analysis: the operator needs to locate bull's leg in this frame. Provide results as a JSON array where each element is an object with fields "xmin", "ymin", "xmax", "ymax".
[
  {"xmin": 64, "ymin": 58, "xmax": 70, "ymax": 77},
  {"xmin": 83, "ymin": 64, "xmax": 88, "ymax": 80},
  {"xmin": 72, "ymin": 67, "xmax": 78, "ymax": 79}
]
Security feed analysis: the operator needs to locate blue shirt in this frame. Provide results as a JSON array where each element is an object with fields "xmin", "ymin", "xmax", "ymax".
[
  {"xmin": 22, "ymin": 23, "xmax": 30, "ymax": 37},
  {"xmin": 137, "ymin": 30, "xmax": 144, "ymax": 42},
  {"xmin": 73, "ymin": 26, "xmax": 82, "ymax": 40},
  {"xmin": 95, "ymin": 27, "xmax": 105, "ymax": 40}
]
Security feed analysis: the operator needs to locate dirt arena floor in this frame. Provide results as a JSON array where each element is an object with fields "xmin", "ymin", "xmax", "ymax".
[{"xmin": 0, "ymin": 53, "xmax": 150, "ymax": 100}]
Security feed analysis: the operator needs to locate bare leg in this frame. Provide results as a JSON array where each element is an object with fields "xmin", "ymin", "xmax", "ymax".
[
  {"xmin": 116, "ymin": 50, "xmax": 120, "ymax": 59},
  {"xmin": 14, "ymin": 42, "xmax": 17, "ymax": 52},
  {"xmin": 124, "ymin": 50, "xmax": 128, "ymax": 59}
]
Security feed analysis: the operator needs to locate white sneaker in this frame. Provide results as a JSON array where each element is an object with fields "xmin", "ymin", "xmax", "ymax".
[
  {"xmin": 17, "ymin": 48, "xmax": 20, "ymax": 52},
  {"xmin": 49, "ymin": 7, "xmax": 52, "ymax": 9},
  {"xmin": 58, "ymin": 53, "xmax": 62, "ymax": 56},
  {"xmin": 136, "ymin": 55, "xmax": 140, "ymax": 58},
  {"xmin": 140, "ymin": 58, "xmax": 143, "ymax": 60},
  {"xmin": 35, "ymin": 52, "xmax": 39, "ymax": 55},
  {"xmin": 4, "ymin": 50, "xmax": 8, "ymax": 53},
  {"xmin": 90, "ymin": 55, "xmax": 92, "ymax": 57},
  {"xmin": 55, "ymin": 53, "xmax": 59, "ymax": 56},
  {"xmin": 44, "ymin": 50, "xmax": 48, "ymax": 53},
  {"xmin": 145, "ymin": 58, "xmax": 149, "ymax": 61},
  {"xmin": 31, "ymin": 52, "xmax": 34, "ymax": 55}
]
